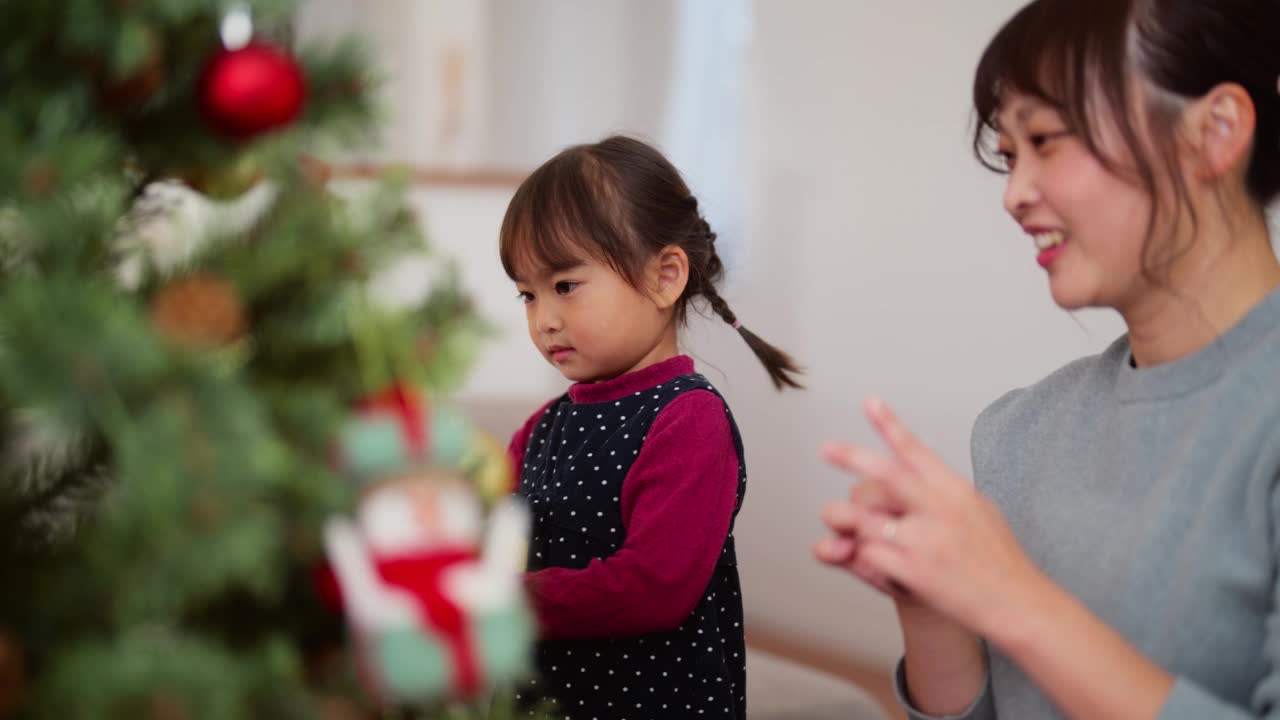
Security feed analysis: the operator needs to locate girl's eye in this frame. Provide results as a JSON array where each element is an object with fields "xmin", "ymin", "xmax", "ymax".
[
  {"xmin": 517, "ymin": 291, "xmax": 534, "ymax": 304},
  {"xmin": 1029, "ymin": 130, "xmax": 1070, "ymax": 149},
  {"xmin": 554, "ymin": 281, "xmax": 579, "ymax": 295}
]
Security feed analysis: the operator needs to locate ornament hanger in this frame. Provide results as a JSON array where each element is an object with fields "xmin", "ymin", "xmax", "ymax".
[{"xmin": 219, "ymin": 4, "xmax": 253, "ymax": 51}]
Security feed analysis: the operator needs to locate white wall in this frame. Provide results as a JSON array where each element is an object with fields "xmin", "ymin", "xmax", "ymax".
[
  {"xmin": 485, "ymin": 0, "xmax": 675, "ymax": 168},
  {"xmin": 295, "ymin": 0, "xmax": 494, "ymax": 167},
  {"xmin": 687, "ymin": 0, "xmax": 1125, "ymax": 669}
]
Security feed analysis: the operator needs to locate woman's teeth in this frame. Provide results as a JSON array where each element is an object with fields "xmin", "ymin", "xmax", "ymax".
[{"xmin": 1033, "ymin": 231, "xmax": 1065, "ymax": 250}]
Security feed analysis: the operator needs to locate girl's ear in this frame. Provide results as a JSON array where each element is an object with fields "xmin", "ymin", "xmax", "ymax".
[{"xmin": 648, "ymin": 245, "xmax": 690, "ymax": 310}]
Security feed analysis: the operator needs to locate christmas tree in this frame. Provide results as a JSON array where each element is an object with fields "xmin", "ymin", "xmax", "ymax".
[{"xmin": 0, "ymin": 1, "xmax": 539, "ymax": 717}]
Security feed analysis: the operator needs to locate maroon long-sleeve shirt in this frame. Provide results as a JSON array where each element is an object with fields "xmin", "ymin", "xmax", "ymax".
[{"xmin": 506, "ymin": 355, "xmax": 742, "ymax": 639}]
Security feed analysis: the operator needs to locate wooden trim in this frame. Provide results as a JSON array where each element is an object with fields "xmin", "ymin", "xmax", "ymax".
[
  {"xmin": 323, "ymin": 161, "xmax": 528, "ymax": 189},
  {"xmin": 746, "ymin": 622, "xmax": 905, "ymax": 720}
]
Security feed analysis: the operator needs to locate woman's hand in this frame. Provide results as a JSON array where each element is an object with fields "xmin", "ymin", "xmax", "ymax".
[{"xmin": 815, "ymin": 397, "xmax": 1047, "ymax": 636}]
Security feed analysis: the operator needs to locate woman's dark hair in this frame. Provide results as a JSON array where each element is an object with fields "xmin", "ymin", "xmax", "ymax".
[
  {"xmin": 972, "ymin": 0, "xmax": 1280, "ymax": 279},
  {"xmin": 499, "ymin": 135, "xmax": 802, "ymax": 390}
]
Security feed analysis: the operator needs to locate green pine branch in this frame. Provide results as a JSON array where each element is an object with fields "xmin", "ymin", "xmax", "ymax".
[{"xmin": 0, "ymin": 0, "xmax": 526, "ymax": 715}]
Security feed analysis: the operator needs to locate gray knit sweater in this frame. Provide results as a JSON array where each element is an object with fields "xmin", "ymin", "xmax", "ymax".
[{"xmin": 898, "ymin": 287, "xmax": 1280, "ymax": 719}]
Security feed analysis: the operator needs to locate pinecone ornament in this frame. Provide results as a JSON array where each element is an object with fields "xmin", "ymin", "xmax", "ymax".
[
  {"xmin": 22, "ymin": 158, "xmax": 57, "ymax": 197},
  {"xmin": 149, "ymin": 274, "xmax": 247, "ymax": 347},
  {"xmin": 0, "ymin": 629, "xmax": 26, "ymax": 719},
  {"xmin": 144, "ymin": 691, "xmax": 190, "ymax": 720}
]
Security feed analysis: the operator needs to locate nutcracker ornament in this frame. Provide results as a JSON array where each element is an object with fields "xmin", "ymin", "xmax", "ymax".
[{"xmin": 323, "ymin": 385, "xmax": 535, "ymax": 705}]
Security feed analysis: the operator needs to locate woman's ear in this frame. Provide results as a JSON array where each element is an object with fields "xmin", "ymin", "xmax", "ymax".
[
  {"xmin": 648, "ymin": 245, "xmax": 690, "ymax": 310},
  {"xmin": 1185, "ymin": 82, "xmax": 1256, "ymax": 183}
]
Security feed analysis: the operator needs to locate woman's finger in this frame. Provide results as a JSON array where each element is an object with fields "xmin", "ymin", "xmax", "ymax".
[
  {"xmin": 821, "ymin": 502, "xmax": 914, "ymax": 553},
  {"xmin": 814, "ymin": 534, "xmax": 858, "ymax": 565},
  {"xmin": 822, "ymin": 442, "xmax": 896, "ymax": 478},
  {"xmin": 820, "ymin": 500, "xmax": 866, "ymax": 535},
  {"xmin": 853, "ymin": 567, "xmax": 897, "ymax": 596},
  {"xmin": 822, "ymin": 442, "xmax": 926, "ymax": 508},
  {"xmin": 851, "ymin": 476, "xmax": 907, "ymax": 513},
  {"xmin": 864, "ymin": 397, "xmax": 951, "ymax": 482},
  {"xmin": 855, "ymin": 535, "xmax": 917, "ymax": 591}
]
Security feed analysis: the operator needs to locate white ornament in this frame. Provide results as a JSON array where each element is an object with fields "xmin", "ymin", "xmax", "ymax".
[
  {"xmin": 366, "ymin": 253, "xmax": 438, "ymax": 312},
  {"xmin": 114, "ymin": 179, "xmax": 278, "ymax": 290}
]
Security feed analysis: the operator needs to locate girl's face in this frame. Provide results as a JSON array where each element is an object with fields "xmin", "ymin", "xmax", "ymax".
[
  {"xmin": 514, "ymin": 254, "xmax": 675, "ymax": 383},
  {"xmin": 997, "ymin": 92, "xmax": 1159, "ymax": 312}
]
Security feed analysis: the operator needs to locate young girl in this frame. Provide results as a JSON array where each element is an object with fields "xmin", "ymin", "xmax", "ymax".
[
  {"xmin": 502, "ymin": 135, "xmax": 801, "ymax": 719},
  {"xmin": 818, "ymin": 1, "xmax": 1280, "ymax": 719}
]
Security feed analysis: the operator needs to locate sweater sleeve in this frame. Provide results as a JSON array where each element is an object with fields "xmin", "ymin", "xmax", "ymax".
[
  {"xmin": 894, "ymin": 656, "xmax": 996, "ymax": 720},
  {"xmin": 1154, "ymin": 472, "xmax": 1280, "ymax": 719},
  {"xmin": 523, "ymin": 390, "xmax": 740, "ymax": 640}
]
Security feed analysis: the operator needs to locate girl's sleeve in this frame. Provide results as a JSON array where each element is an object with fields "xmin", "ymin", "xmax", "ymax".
[
  {"xmin": 524, "ymin": 390, "xmax": 740, "ymax": 639},
  {"xmin": 506, "ymin": 399, "xmax": 557, "ymax": 492}
]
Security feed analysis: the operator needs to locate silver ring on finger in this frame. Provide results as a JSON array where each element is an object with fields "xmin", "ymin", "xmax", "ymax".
[{"xmin": 881, "ymin": 519, "xmax": 899, "ymax": 543}]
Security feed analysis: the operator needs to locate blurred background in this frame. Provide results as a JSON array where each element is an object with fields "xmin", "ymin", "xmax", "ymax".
[{"xmin": 296, "ymin": 0, "xmax": 1127, "ymax": 715}]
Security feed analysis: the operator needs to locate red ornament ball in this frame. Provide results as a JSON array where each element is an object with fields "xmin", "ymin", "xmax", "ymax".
[{"xmin": 200, "ymin": 42, "xmax": 306, "ymax": 139}]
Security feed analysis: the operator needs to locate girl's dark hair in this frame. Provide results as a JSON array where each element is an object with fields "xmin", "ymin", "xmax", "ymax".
[
  {"xmin": 499, "ymin": 135, "xmax": 802, "ymax": 390},
  {"xmin": 973, "ymin": 0, "xmax": 1280, "ymax": 279}
]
